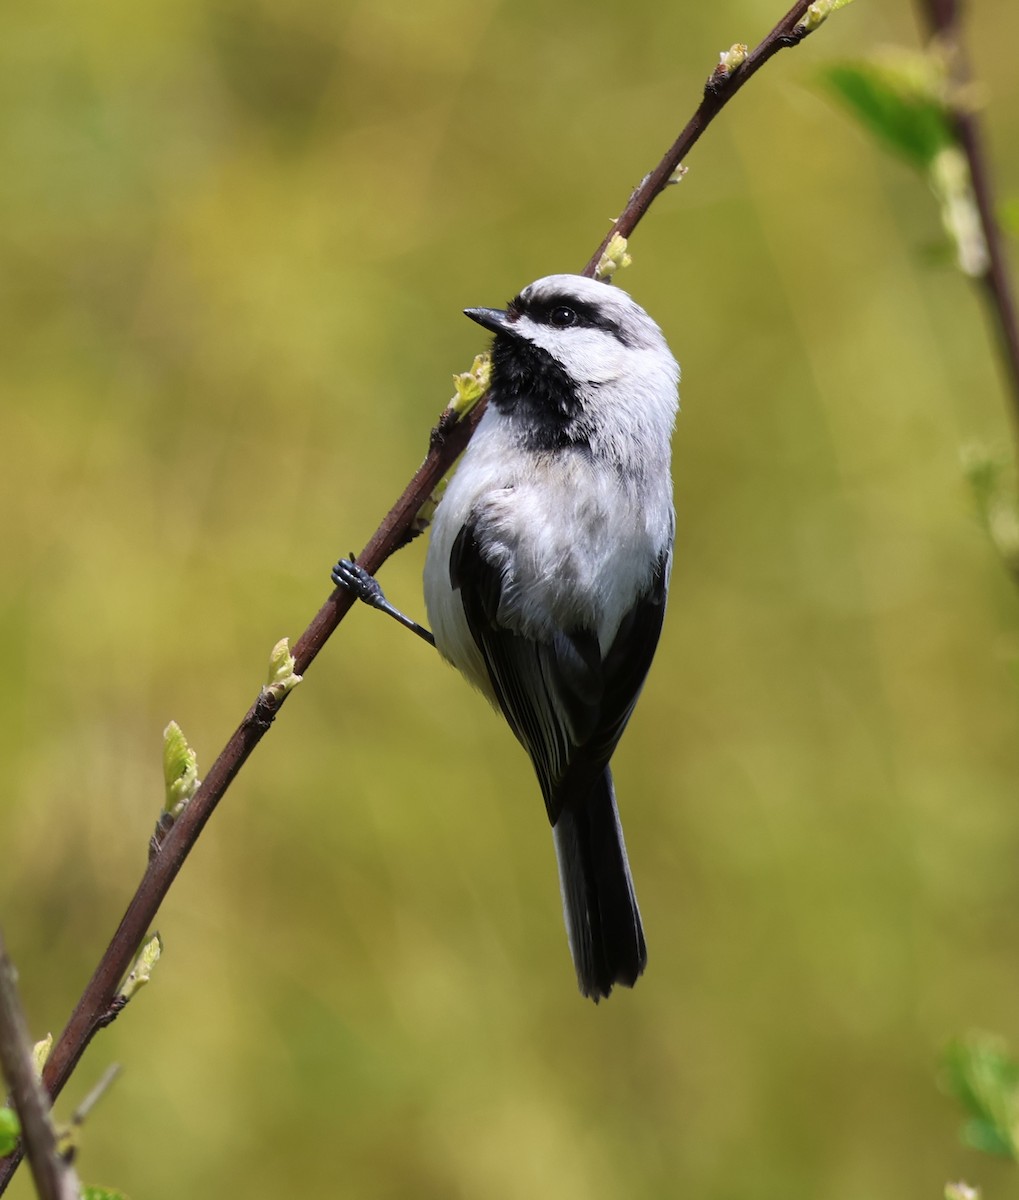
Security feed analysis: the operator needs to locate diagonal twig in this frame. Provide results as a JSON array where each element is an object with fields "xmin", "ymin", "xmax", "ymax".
[
  {"xmin": 0, "ymin": 931, "xmax": 79, "ymax": 1200},
  {"xmin": 582, "ymin": 3, "xmax": 820, "ymax": 276},
  {"xmin": 0, "ymin": 1, "xmax": 834, "ymax": 1188},
  {"xmin": 916, "ymin": 0, "xmax": 1019, "ymax": 441}
]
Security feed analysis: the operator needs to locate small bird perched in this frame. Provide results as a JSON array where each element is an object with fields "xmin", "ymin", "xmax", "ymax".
[{"xmin": 334, "ymin": 273, "xmax": 679, "ymax": 1000}]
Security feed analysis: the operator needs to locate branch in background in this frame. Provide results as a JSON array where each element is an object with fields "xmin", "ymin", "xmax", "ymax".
[
  {"xmin": 0, "ymin": 931, "xmax": 79, "ymax": 1200},
  {"xmin": 916, "ymin": 0, "xmax": 1019, "ymax": 442},
  {"xmin": 821, "ymin": 6, "xmax": 1019, "ymax": 582},
  {"xmin": 583, "ymin": 0, "xmax": 850, "ymax": 276},
  {"xmin": 0, "ymin": 0, "xmax": 850, "ymax": 1188}
]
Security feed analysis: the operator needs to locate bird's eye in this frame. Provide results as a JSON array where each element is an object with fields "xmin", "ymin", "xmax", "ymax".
[{"xmin": 549, "ymin": 306, "xmax": 578, "ymax": 328}]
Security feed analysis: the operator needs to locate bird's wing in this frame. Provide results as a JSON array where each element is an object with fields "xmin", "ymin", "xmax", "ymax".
[{"xmin": 449, "ymin": 521, "xmax": 670, "ymax": 825}]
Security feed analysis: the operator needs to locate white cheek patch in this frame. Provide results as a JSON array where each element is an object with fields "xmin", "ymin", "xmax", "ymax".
[{"xmin": 524, "ymin": 326, "xmax": 626, "ymax": 385}]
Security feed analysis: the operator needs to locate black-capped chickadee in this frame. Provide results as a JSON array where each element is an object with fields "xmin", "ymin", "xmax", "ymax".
[{"xmin": 334, "ymin": 273, "xmax": 679, "ymax": 1000}]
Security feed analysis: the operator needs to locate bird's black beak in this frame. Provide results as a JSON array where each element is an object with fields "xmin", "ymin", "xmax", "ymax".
[{"xmin": 464, "ymin": 307, "xmax": 517, "ymax": 337}]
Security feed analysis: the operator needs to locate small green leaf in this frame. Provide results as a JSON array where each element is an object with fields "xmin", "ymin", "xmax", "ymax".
[
  {"xmin": 960, "ymin": 1115, "xmax": 1011, "ymax": 1157},
  {"xmin": 716, "ymin": 42, "xmax": 748, "ymax": 76},
  {"xmin": 449, "ymin": 353, "xmax": 492, "ymax": 418},
  {"xmin": 820, "ymin": 52, "xmax": 956, "ymax": 170},
  {"xmin": 31, "ymin": 1033, "xmax": 52, "ymax": 1076},
  {"xmin": 162, "ymin": 721, "xmax": 200, "ymax": 817},
  {"xmin": 83, "ymin": 1187, "xmax": 130, "ymax": 1200},
  {"xmin": 797, "ymin": 0, "xmax": 856, "ymax": 34},
  {"xmin": 943, "ymin": 1033, "xmax": 1019, "ymax": 1161},
  {"xmin": 0, "ymin": 1107, "xmax": 20, "ymax": 1156},
  {"xmin": 594, "ymin": 233, "xmax": 633, "ymax": 283},
  {"xmin": 263, "ymin": 638, "xmax": 303, "ymax": 702},
  {"xmin": 822, "ymin": 51, "xmax": 990, "ymax": 279},
  {"xmin": 120, "ymin": 933, "xmax": 162, "ymax": 1002}
]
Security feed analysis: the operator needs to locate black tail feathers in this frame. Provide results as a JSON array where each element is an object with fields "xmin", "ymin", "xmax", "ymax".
[{"xmin": 551, "ymin": 768, "xmax": 647, "ymax": 1001}]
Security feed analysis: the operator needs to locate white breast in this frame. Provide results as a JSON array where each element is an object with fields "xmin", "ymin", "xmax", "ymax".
[{"xmin": 423, "ymin": 405, "xmax": 674, "ymax": 699}]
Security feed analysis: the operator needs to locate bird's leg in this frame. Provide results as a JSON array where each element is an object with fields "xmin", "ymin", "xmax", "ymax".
[{"xmin": 331, "ymin": 557, "xmax": 436, "ymax": 647}]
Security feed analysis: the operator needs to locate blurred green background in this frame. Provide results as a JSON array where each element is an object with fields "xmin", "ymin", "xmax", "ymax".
[{"xmin": 3, "ymin": 0, "xmax": 1019, "ymax": 1196}]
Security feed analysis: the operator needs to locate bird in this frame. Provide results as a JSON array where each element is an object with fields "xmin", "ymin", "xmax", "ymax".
[{"xmin": 333, "ymin": 273, "xmax": 680, "ymax": 1000}]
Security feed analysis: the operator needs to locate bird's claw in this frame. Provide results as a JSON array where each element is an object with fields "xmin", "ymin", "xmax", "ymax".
[{"xmin": 331, "ymin": 558, "xmax": 387, "ymax": 609}]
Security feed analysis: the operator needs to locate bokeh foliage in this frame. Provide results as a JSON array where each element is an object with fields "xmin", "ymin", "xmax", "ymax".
[{"xmin": 3, "ymin": 1, "xmax": 1019, "ymax": 1196}]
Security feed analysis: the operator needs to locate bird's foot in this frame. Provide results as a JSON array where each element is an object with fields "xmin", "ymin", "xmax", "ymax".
[
  {"xmin": 331, "ymin": 556, "xmax": 436, "ymax": 646},
  {"xmin": 332, "ymin": 556, "xmax": 388, "ymax": 610}
]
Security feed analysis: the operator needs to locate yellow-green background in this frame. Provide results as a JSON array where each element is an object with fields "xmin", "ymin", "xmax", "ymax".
[{"xmin": 3, "ymin": 1, "xmax": 1019, "ymax": 1196}]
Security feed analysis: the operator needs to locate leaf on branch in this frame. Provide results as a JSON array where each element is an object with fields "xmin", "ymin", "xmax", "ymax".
[
  {"xmin": 930, "ymin": 146, "xmax": 989, "ymax": 277},
  {"xmin": 717, "ymin": 42, "xmax": 749, "ymax": 75},
  {"xmin": 0, "ymin": 1107, "xmax": 19, "ymax": 1156},
  {"xmin": 31, "ymin": 1033, "xmax": 52, "ymax": 1077},
  {"xmin": 942, "ymin": 1032, "xmax": 1019, "ymax": 1161},
  {"xmin": 820, "ymin": 51, "xmax": 956, "ymax": 170},
  {"xmin": 448, "ymin": 353, "xmax": 492, "ymax": 418},
  {"xmin": 706, "ymin": 43, "xmax": 748, "ymax": 93},
  {"xmin": 594, "ymin": 233, "xmax": 633, "ymax": 283},
  {"xmin": 162, "ymin": 721, "xmax": 200, "ymax": 818},
  {"xmin": 263, "ymin": 638, "xmax": 303, "ymax": 702},
  {"xmin": 822, "ymin": 50, "xmax": 990, "ymax": 276},
  {"xmin": 120, "ymin": 933, "xmax": 162, "ymax": 1003},
  {"xmin": 796, "ymin": 0, "xmax": 856, "ymax": 35}
]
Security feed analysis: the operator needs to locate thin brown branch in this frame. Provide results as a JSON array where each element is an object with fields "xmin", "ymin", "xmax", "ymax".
[
  {"xmin": 0, "ymin": 931, "xmax": 79, "ymax": 1200},
  {"xmin": 6, "ymin": 403, "xmax": 488, "ymax": 1142},
  {"xmin": 917, "ymin": 0, "xmax": 1019, "ymax": 439},
  {"xmin": 0, "ymin": 2, "xmax": 829, "ymax": 1188},
  {"xmin": 582, "ymin": 0, "xmax": 816, "ymax": 277}
]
